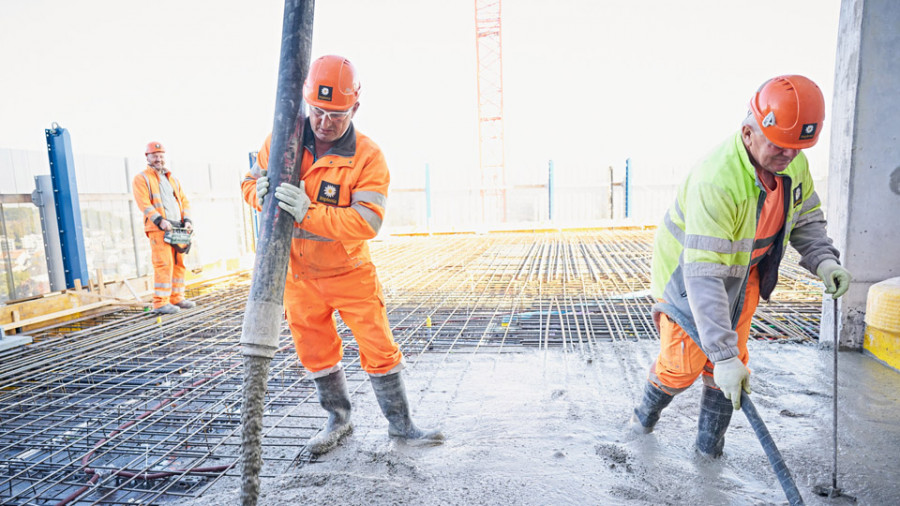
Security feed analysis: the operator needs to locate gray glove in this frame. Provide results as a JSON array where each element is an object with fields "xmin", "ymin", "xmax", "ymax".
[
  {"xmin": 816, "ymin": 259, "xmax": 852, "ymax": 299},
  {"xmin": 274, "ymin": 181, "xmax": 310, "ymax": 223},
  {"xmin": 713, "ymin": 356, "xmax": 751, "ymax": 410},
  {"xmin": 256, "ymin": 176, "xmax": 269, "ymax": 208}
]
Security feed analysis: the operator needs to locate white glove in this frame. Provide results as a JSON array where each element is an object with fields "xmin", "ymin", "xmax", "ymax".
[
  {"xmin": 816, "ymin": 259, "xmax": 852, "ymax": 299},
  {"xmin": 274, "ymin": 181, "xmax": 310, "ymax": 223},
  {"xmin": 713, "ymin": 356, "xmax": 751, "ymax": 410},
  {"xmin": 256, "ymin": 176, "xmax": 269, "ymax": 208}
]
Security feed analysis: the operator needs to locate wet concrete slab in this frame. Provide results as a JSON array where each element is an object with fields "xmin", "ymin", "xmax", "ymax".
[{"xmin": 179, "ymin": 339, "xmax": 900, "ymax": 505}]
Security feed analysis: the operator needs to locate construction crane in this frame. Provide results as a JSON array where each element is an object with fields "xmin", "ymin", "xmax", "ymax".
[{"xmin": 474, "ymin": 0, "xmax": 506, "ymax": 223}]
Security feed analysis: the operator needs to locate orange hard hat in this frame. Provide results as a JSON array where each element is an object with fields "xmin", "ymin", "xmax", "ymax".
[
  {"xmin": 302, "ymin": 55, "xmax": 360, "ymax": 110},
  {"xmin": 145, "ymin": 141, "xmax": 165, "ymax": 155},
  {"xmin": 749, "ymin": 75, "xmax": 825, "ymax": 149}
]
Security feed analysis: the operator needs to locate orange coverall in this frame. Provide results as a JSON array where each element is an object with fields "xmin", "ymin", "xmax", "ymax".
[
  {"xmin": 132, "ymin": 167, "xmax": 192, "ymax": 309},
  {"xmin": 241, "ymin": 124, "xmax": 402, "ymax": 377}
]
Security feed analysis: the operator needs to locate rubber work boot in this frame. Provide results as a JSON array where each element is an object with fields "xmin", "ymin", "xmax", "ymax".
[
  {"xmin": 174, "ymin": 299, "xmax": 196, "ymax": 309},
  {"xmin": 695, "ymin": 385, "xmax": 734, "ymax": 458},
  {"xmin": 306, "ymin": 368, "xmax": 353, "ymax": 456},
  {"xmin": 369, "ymin": 372, "xmax": 444, "ymax": 445},
  {"xmin": 153, "ymin": 304, "xmax": 180, "ymax": 314},
  {"xmin": 630, "ymin": 381, "xmax": 675, "ymax": 434}
]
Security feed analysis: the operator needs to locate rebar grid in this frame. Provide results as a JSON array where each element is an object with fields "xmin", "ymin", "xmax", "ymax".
[{"xmin": 0, "ymin": 229, "xmax": 826, "ymax": 504}]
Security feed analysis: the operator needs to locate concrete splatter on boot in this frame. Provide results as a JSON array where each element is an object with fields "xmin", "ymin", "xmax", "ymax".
[
  {"xmin": 370, "ymin": 372, "xmax": 444, "ymax": 446},
  {"xmin": 306, "ymin": 368, "xmax": 353, "ymax": 455},
  {"xmin": 695, "ymin": 385, "xmax": 733, "ymax": 458},
  {"xmin": 630, "ymin": 381, "xmax": 675, "ymax": 435}
]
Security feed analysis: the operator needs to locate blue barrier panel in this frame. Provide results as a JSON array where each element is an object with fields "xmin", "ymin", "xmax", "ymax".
[{"xmin": 45, "ymin": 124, "xmax": 89, "ymax": 288}]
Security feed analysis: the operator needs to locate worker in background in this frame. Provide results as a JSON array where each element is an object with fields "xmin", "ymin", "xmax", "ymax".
[
  {"xmin": 241, "ymin": 55, "xmax": 443, "ymax": 455},
  {"xmin": 132, "ymin": 142, "xmax": 196, "ymax": 314},
  {"xmin": 630, "ymin": 75, "xmax": 852, "ymax": 458}
]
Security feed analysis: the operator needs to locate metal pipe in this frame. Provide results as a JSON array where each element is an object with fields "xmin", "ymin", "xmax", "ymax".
[
  {"xmin": 238, "ymin": 1, "xmax": 314, "ymax": 505},
  {"xmin": 741, "ymin": 392, "xmax": 804, "ymax": 505}
]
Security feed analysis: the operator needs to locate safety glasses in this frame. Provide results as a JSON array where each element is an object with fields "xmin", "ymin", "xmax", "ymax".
[{"xmin": 308, "ymin": 105, "xmax": 354, "ymax": 123}]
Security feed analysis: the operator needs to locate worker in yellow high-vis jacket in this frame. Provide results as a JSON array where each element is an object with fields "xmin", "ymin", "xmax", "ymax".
[{"xmin": 630, "ymin": 75, "xmax": 852, "ymax": 458}]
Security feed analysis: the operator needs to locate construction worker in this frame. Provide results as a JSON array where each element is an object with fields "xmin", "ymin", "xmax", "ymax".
[
  {"xmin": 630, "ymin": 75, "xmax": 852, "ymax": 458},
  {"xmin": 132, "ymin": 142, "xmax": 196, "ymax": 314},
  {"xmin": 241, "ymin": 55, "xmax": 443, "ymax": 454}
]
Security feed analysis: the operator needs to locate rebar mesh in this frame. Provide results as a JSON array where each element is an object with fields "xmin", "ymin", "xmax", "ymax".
[{"xmin": 0, "ymin": 229, "xmax": 825, "ymax": 504}]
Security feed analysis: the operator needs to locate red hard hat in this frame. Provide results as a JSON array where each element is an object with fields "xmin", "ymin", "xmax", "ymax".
[
  {"xmin": 145, "ymin": 141, "xmax": 165, "ymax": 155},
  {"xmin": 749, "ymin": 75, "xmax": 825, "ymax": 149},
  {"xmin": 302, "ymin": 55, "xmax": 360, "ymax": 110}
]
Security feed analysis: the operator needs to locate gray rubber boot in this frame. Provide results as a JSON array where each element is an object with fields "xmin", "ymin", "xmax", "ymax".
[
  {"xmin": 630, "ymin": 381, "xmax": 675, "ymax": 434},
  {"xmin": 306, "ymin": 368, "xmax": 353, "ymax": 455},
  {"xmin": 153, "ymin": 304, "xmax": 180, "ymax": 314},
  {"xmin": 695, "ymin": 385, "xmax": 733, "ymax": 458},
  {"xmin": 174, "ymin": 299, "xmax": 196, "ymax": 309},
  {"xmin": 370, "ymin": 372, "xmax": 444, "ymax": 445}
]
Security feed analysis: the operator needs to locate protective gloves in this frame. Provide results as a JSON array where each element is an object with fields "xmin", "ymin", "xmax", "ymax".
[
  {"xmin": 256, "ymin": 176, "xmax": 269, "ymax": 208},
  {"xmin": 816, "ymin": 259, "xmax": 852, "ymax": 299},
  {"xmin": 713, "ymin": 356, "xmax": 751, "ymax": 410},
  {"xmin": 274, "ymin": 181, "xmax": 310, "ymax": 223}
]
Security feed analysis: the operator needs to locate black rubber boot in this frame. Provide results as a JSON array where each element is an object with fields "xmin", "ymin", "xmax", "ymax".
[
  {"xmin": 630, "ymin": 381, "xmax": 675, "ymax": 434},
  {"xmin": 370, "ymin": 372, "xmax": 444, "ymax": 446},
  {"xmin": 695, "ymin": 385, "xmax": 734, "ymax": 458},
  {"xmin": 306, "ymin": 368, "xmax": 353, "ymax": 455}
]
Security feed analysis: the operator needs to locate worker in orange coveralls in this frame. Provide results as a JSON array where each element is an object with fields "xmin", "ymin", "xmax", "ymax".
[
  {"xmin": 241, "ymin": 55, "xmax": 443, "ymax": 455},
  {"xmin": 132, "ymin": 142, "xmax": 197, "ymax": 314},
  {"xmin": 629, "ymin": 75, "xmax": 852, "ymax": 458}
]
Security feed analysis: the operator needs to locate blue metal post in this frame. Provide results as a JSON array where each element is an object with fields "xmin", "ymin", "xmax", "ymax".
[
  {"xmin": 624, "ymin": 158, "xmax": 631, "ymax": 218},
  {"xmin": 548, "ymin": 160, "xmax": 555, "ymax": 221},
  {"xmin": 45, "ymin": 124, "xmax": 89, "ymax": 289},
  {"xmin": 425, "ymin": 163, "xmax": 432, "ymax": 230}
]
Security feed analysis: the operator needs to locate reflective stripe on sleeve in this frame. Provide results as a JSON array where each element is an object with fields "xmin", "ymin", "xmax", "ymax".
[
  {"xmin": 351, "ymin": 191, "xmax": 387, "ymax": 209},
  {"xmin": 796, "ymin": 207, "xmax": 825, "ymax": 228},
  {"xmin": 351, "ymin": 203, "xmax": 383, "ymax": 233}
]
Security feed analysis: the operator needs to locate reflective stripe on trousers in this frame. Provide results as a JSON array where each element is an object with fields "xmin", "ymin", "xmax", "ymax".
[
  {"xmin": 149, "ymin": 230, "xmax": 186, "ymax": 308},
  {"xmin": 283, "ymin": 262, "xmax": 402, "ymax": 375}
]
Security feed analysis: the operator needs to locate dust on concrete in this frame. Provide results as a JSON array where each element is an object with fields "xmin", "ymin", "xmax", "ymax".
[{"xmin": 175, "ymin": 340, "xmax": 900, "ymax": 505}]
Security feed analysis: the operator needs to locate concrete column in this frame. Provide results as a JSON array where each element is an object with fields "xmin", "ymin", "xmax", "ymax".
[{"xmin": 825, "ymin": 0, "xmax": 900, "ymax": 348}]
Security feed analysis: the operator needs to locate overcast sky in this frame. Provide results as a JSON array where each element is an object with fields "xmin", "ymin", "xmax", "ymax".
[{"xmin": 0, "ymin": 0, "xmax": 841, "ymax": 191}]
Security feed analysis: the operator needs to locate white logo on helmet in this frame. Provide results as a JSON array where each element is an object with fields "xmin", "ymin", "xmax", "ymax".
[
  {"xmin": 320, "ymin": 87, "xmax": 330, "ymax": 96},
  {"xmin": 805, "ymin": 124, "xmax": 814, "ymax": 134},
  {"xmin": 762, "ymin": 111, "xmax": 776, "ymax": 127}
]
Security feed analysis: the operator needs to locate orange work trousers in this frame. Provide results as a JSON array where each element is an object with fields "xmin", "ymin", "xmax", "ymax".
[
  {"xmin": 148, "ymin": 230, "xmax": 187, "ymax": 309},
  {"xmin": 283, "ymin": 262, "xmax": 402, "ymax": 375},
  {"xmin": 651, "ymin": 267, "xmax": 760, "ymax": 393}
]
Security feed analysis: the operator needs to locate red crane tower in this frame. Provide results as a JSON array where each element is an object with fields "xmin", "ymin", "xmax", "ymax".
[{"xmin": 474, "ymin": 0, "xmax": 506, "ymax": 223}]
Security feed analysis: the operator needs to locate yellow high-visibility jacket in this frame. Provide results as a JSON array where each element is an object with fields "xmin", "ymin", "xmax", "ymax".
[{"xmin": 651, "ymin": 132, "xmax": 839, "ymax": 361}]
